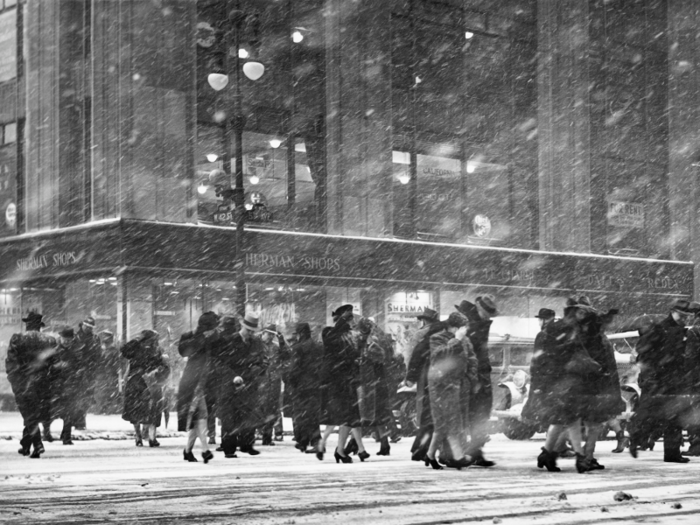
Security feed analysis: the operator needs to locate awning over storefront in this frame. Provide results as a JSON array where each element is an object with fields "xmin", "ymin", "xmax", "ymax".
[{"xmin": 0, "ymin": 219, "xmax": 693, "ymax": 299}]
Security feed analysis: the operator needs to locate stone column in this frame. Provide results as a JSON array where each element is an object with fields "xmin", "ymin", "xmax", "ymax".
[
  {"xmin": 668, "ymin": 0, "xmax": 700, "ymax": 295},
  {"xmin": 91, "ymin": 0, "xmax": 195, "ymax": 223},
  {"xmin": 537, "ymin": 0, "xmax": 592, "ymax": 252},
  {"xmin": 325, "ymin": 0, "xmax": 393, "ymax": 236}
]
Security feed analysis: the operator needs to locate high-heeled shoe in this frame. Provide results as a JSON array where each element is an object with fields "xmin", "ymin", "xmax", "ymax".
[
  {"xmin": 334, "ymin": 449, "xmax": 353, "ymax": 463},
  {"xmin": 316, "ymin": 444, "xmax": 325, "ymax": 461},
  {"xmin": 376, "ymin": 437, "xmax": 390, "ymax": 456},
  {"xmin": 358, "ymin": 450, "xmax": 370, "ymax": 462},
  {"xmin": 411, "ymin": 449, "xmax": 427, "ymax": 462},
  {"xmin": 202, "ymin": 450, "xmax": 214, "ymax": 464},
  {"xmin": 426, "ymin": 456, "xmax": 443, "ymax": 470},
  {"xmin": 149, "ymin": 439, "xmax": 160, "ymax": 448},
  {"xmin": 183, "ymin": 449, "xmax": 197, "ymax": 462}
]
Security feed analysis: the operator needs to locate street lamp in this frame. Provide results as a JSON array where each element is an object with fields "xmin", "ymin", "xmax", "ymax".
[{"xmin": 206, "ymin": 0, "xmax": 265, "ymax": 316}]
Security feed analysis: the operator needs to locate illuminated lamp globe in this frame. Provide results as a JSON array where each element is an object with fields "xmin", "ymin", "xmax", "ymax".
[
  {"xmin": 197, "ymin": 183, "xmax": 208, "ymax": 195},
  {"xmin": 243, "ymin": 61, "xmax": 265, "ymax": 81},
  {"xmin": 207, "ymin": 73, "xmax": 229, "ymax": 91},
  {"xmin": 269, "ymin": 139, "xmax": 282, "ymax": 149},
  {"xmin": 249, "ymin": 175, "xmax": 260, "ymax": 185},
  {"xmin": 398, "ymin": 173, "xmax": 411, "ymax": 185},
  {"xmin": 466, "ymin": 161, "xmax": 476, "ymax": 174},
  {"xmin": 206, "ymin": 153, "xmax": 218, "ymax": 163},
  {"xmin": 465, "ymin": 31, "xmax": 474, "ymax": 39},
  {"xmin": 292, "ymin": 30, "xmax": 304, "ymax": 43},
  {"xmin": 238, "ymin": 48, "xmax": 249, "ymax": 59}
]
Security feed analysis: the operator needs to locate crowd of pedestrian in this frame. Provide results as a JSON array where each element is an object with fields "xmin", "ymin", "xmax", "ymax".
[{"xmin": 6, "ymin": 294, "xmax": 700, "ymax": 473}]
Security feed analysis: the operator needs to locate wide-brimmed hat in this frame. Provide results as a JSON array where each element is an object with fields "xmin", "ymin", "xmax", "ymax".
[
  {"xmin": 475, "ymin": 295, "xmax": 498, "ymax": 316},
  {"xmin": 198, "ymin": 311, "xmax": 220, "ymax": 330},
  {"xmin": 82, "ymin": 316, "xmax": 96, "ymax": 328},
  {"xmin": 671, "ymin": 298, "xmax": 692, "ymax": 315},
  {"xmin": 241, "ymin": 313, "xmax": 261, "ymax": 331},
  {"xmin": 535, "ymin": 308, "xmax": 556, "ymax": 320},
  {"xmin": 59, "ymin": 326, "xmax": 74, "ymax": 338},
  {"xmin": 140, "ymin": 329, "xmax": 158, "ymax": 340},
  {"xmin": 454, "ymin": 300, "xmax": 479, "ymax": 321},
  {"xmin": 446, "ymin": 312, "xmax": 468, "ymax": 328},
  {"xmin": 262, "ymin": 324, "xmax": 278, "ymax": 335},
  {"xmin": 417, "ymin": 307, "xmax": 439, "ymax": 322},
  {"xmin": 331, "ymin": 304, "xmax": 353, "ymax": 318},
  {"xmin": 22, "ymin": 311, "xmax": 45, "ymax": 327},
  {"xmin": 564, "ymin": 297, "xmax": 598, "ymax": 316}
]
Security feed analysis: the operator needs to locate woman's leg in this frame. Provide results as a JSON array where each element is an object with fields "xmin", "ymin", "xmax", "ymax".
[
  {"xmin": 426, "ymin": 429, "xmax": 442, "ymax": 460},
  {"xmin": 584, "ymin": 421, "xmax": 602, "ymax": 460},
  {"xmin": 336, "ymin": 425, "xmax": 351, "ymax": 456},
  {"xmin": 544, "ymin": 424, "xmax": 564, "ymax": 451},
  {"xmin": 350, "ymin": 427, "xmax": 366, "ymax": 453},
  {"xmin": 197, "ymin": 419, "xmax": 210, "ymax": 452},
  {"xmin": 320, "ymin": 425, "xmax": 334, "ymax": 452},
  {"xmin": 566, "ymin": 420, "xmax": 584, "ymax": 454},
  {"xmin": 185, "ymin": 427, "xmax": 197, "ymax": 453}
]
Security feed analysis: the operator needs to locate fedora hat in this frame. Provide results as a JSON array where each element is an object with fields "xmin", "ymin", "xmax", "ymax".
[
  {"xmin": 417, "ymin": 307, "xmax": 439, "ymax": 322},
  {"xmin": 454, "ymin": 300, "xmax": 479, "ymax": 321},
  {"xmin": 59, "ymin": 326, "xmax": 74, "ymax": 339},
  {"xmin": 242, "ymin": 313, "xmax": 261, "ymax": 331},
  {"xmin": 476, "ymin": 295, "xmax": 498, "ymax": 316},
  {"xmin": 331, "ymin": 304, "xmax": 353, "ymax": 318},
  {"xmin": 22, "ymin": 311, "xmax": 45, "ymax": 327},
  {"xmin": 198, "ymin": 311, "xmax": 220, "ymax": 330},
  {"xmin": 82, "ymin": 316, "xmax": 96, "ymax": 328},
  {"xmin": 535, "ymin": 308, "xmax": 556, "ymax": 320},
  {"xmin": 671, "ymin": 298, "xmax": 692, "ymax": 315}
]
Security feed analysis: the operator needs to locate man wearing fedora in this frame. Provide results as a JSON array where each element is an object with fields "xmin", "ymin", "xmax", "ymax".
[
  {"xmin": 404, "ymin": 307, "xmax": 443, "ymax": 461},
  {"xmin": 629, "ymin": 298, "xmax": 693, "ymax": 463},
  {"xmin": 6, "ymin": 312, "xmax": 57, "ymax": 458},
  {"xmin": 212, "ymin": 312, "xmax": 267, "ymax": 457},
  {"xmin": 456, "ymin": 295, "xmax": 499, "ymax": 467}
]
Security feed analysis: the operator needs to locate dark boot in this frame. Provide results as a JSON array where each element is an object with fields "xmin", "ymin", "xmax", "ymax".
[
  {"xmin": 612, "ymin": 432, "xmax": 628, "ymax": 453},
  {"xmin": 183, "ymin": 449, "xmax": 198, "ymax": 462},
  {"xmin": 684, "ymin": 442, "xmax": 700, "ymax": 456},
  {"xmin": 537, "ymin": 447, "xmax": 561, "ymax": 472},
  {"xmin": 376, "ymin": 436, "xmax": 390, "ymax": 456},
  {"xmin": 575, "ymin": 453, "xmax": 591, "ymax": 473}
]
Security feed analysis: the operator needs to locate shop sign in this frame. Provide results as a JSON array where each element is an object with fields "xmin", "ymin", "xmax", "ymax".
[
  {"xmin": 385, "ymin": 292, "xmax": 432, "ymax": 322},
  {"xmin": 246, "ymin": 252, "xmax": 341, "ymax": 273},
  {"xmin": 15, "ymin": 251, "xmax": 80, "ymax": 271},
  {"xmin": 607, "ymin": 200, "xmax": 644, "ymax": 229},
  {"xmin": 472, "ymin": 214, "xmax": 491, "ymax": 237}
]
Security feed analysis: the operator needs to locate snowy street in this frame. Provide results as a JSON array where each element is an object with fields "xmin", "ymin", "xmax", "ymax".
[{"xmin": 1, "ymin": 413, "xmax": 700, "ymax": 524}]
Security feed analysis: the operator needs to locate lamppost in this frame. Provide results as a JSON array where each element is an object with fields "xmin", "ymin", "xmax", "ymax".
[{"xmin": 207, "ymin": 0, "xmax": 264, "ymax": 317}]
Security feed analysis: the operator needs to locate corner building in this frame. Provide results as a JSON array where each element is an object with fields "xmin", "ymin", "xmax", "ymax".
[{"xmin": 0, "ymin": 0, "xmax": 697, "ymax": 398}]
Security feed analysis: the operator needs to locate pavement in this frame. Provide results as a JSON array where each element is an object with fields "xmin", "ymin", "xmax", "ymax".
[{"xmin": 2, "ymin": 412, "xmax": 700, "ymax": 524}]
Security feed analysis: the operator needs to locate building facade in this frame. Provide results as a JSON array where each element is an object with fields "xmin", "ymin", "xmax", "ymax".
[{"xmin": 0, "ymin": 0, "xmax": 697, "ymax": 398}]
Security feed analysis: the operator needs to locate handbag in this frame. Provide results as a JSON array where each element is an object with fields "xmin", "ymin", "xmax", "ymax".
[{"xmin": 564, "ymin": 346, "xmax": 603, "ymax": 376}]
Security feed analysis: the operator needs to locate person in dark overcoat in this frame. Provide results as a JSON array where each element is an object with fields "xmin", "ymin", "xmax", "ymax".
[
  {"xmin": 629, "ymin": 298, "xmax": 693, "ymax": 463},
  {"xmin": 684, "ymin": 302, "xmax": 700, "ymax": 456},
  {"xmin": 404, "ymin": 307, "xmax": 443, "ymax": 461},
  {"xmin": 50, "ymin": 327, "xmax": 85, "ymax": 445},
  {"xmin": 176, "ymin": 311, "xmax": 220, "ymax": 463},
  {"xmin": 287, "ymin": 322, "xmax": 323, "ymax": 455},
  {"xmin": 456, "ymin": 296, "xmax": 498, "ymax": 467},
  {"xmin": 208, "ymin": 315, "xmax": 239, "ymax": 448},
  {"xmin": 93, "ymin": 330, "xmax": 123, "ymax": 415},
  {"xmin": 73, "ymin": 316, "xmax": 102, "ymax": 430},
  {"xmin": 121, "ymin": 329, "xmax": 170, "ymax": 447},
  {"xmin": 356, "ymin": 317, "xmax": 395, "ymax": 456},
  {"xmin": 258, "ymin": 324, "xmax": 290, "ymax": 446},
  {"xmin": 6, "ymin": 312, "xmax": 56, "ymax": 457},
  {"xmin": 211, "ymin": 313, "xmax": 267, "ymax": 457},
  {"xmin": 424, "ymin": 312, "xmax": 477, "ymax": 470},
  {"xmin": 522, "ymin": 299, "xmax": 594, "ymax": 473},
  {"xmin": 319, "ymin": 304, "xmax": 367, "ymax": 463},
  {"xmin": 577, "ymin": 300, "xmax": 625, "ymax": 469}
]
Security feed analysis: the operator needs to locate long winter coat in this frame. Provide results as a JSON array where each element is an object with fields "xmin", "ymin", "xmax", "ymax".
[
  {"xmin": 521, "ymin": 318, "xmax": 588, "ymax": 426},
  {"xmin": 176, "ymin": 328, "xmax": 220, "ymax": 431},
  {"xmin": 74, "ymin": 328, "xmax": 102, "ymax": 413},
  {"xmin": 686, "ymin": 323, "xmax": 700, "ymax": 400},
  {"xmin": 259, "ymin": 339, "xmax": 289, "ymax": 429},
  {"xmin": 405, "ymin": 321, "xmax": 444, "ymax": 428},
  {"xmin": 121, "ymin": 337, "xmax": 170, "ymax": 426},
  {"xmin": 634, "ymin": 314, "xmax": 690, "ymax": 419},
  {"xmin": 578, "ymin": 324, "xmax": 625, "ymax": 423},
  {"xmin": 288, "ymin": 334, "xmax": 323, "ymax": 446},
  {"xmin": 211, "ymin": 331, "xmax": 267, "ymax": 433},
  {"xmin": 50, "ymin": 338, "xmax": 84, "ymax": 421},
  {"xmin": 358, "ymin": 331, "xmax": 394, "ymax": 427},
  {"xmin": 6, "ymin": 331, "xmax": 57, "ymax": 423},
  {"xmin": 467, "ymin": 317, "xmax": 494, "ymax": 417},
  {"xmin": 320, "ymin": 317, "xmax": 362, "ymax": 427},
  {"xmin": 427, "ymin": 329, "xmax": 477, "ymax": 437}
]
